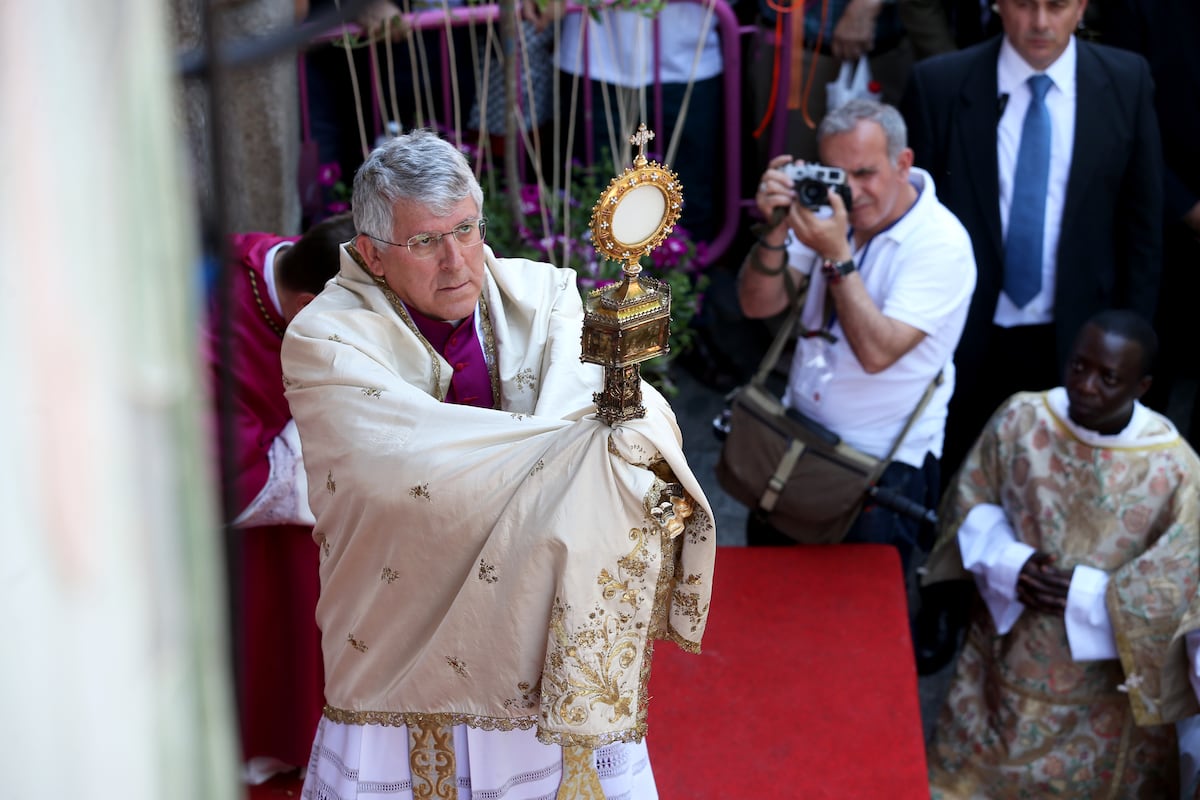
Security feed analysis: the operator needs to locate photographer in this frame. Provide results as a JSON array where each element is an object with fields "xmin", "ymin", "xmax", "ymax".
[{"xmin": 737, "ymin": 99, "xmax": 976, "ymax": 574}]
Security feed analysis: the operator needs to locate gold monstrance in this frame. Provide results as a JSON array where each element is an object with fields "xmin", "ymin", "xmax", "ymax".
[{"xmin": 581, "ymin": 124, "xmax": 684, "ymax": 425}]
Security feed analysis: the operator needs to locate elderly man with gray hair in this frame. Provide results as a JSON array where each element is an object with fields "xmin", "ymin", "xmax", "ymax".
[
  {"xmin": 738, "ymin": 99, "xmax": 976, "ymax": 576},
  {"xmin": 281, "ymin": 128, "xmax": 715, "ymax": 799}
]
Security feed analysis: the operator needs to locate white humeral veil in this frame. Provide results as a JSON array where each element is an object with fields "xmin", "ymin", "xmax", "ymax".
[{"xmin": 282, "ymin": 246, "xmax": 716, "ymax": 794}]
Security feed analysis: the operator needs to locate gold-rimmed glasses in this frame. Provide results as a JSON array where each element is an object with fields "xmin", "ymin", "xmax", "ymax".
[{"xmin": 364, "ymin": 218, "xmax": 487, "ymax": 259}]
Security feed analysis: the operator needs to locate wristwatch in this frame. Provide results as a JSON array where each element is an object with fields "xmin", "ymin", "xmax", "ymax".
[{"xmin": 822, "ymin": 257, "xmax": 856, "ymax": 282}]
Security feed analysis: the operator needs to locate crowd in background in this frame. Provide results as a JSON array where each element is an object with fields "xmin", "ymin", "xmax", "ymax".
[{"xmin": 193, "ymin": 0, "xmax": 1200, "ymax": 796}]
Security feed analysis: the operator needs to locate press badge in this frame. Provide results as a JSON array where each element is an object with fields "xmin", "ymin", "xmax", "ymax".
[{"xmin": 796, "ymin": 333, "xmax": 837, "ymax": 405}]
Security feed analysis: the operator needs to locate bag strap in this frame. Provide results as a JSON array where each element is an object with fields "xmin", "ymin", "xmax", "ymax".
[
  {"xmin": 880, "ymin": 369, "xmax": 944, "ymax": 467},
  {"xmin": 748, "ymin": 255, "xmax": 809, "ymax": 387},
  {"xmin": 743, "ymin": 243, "xmax": 946, "ymax": 469}
]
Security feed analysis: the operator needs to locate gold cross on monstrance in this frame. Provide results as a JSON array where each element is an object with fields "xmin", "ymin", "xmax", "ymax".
[{"xmin": 630, "ymin": 123, "xmax": 655, "ymax": 162}]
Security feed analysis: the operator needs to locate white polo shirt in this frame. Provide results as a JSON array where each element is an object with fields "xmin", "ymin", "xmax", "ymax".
[{"xmin": 782, "ymin": 168, "xmax": 977, "ymax": 467}]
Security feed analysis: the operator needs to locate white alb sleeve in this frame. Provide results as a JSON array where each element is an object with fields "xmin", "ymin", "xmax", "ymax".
[
  {"xmin": 232, "ymin": 419, "xmax": 315, "ymax": 528},
  {"xmin": 957, "ymin": 503, "xmax": 1035, "ymax": 635},
  {"xmin": 1063, "ymin": 564, "xmax": 1117, "ymax": 661}
]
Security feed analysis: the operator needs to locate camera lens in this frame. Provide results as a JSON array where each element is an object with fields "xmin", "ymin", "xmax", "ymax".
[{"xmin": 797, "ymin": 179, "xmax": 827, "ymax": 209}]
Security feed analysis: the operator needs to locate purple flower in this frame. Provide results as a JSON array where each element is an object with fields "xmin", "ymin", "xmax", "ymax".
[
  {"xmin": 318, "ymin": 162, "xmax": 342, "ymax": 187},
  {"xmin": 519, "ymin": 185, "xmax": 542, "ymax": 216}
]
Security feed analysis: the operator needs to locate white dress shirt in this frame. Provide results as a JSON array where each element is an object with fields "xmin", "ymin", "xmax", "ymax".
[{"xmin": 993, "ymin": 36, "xmax": 1077, "ymax": 327}]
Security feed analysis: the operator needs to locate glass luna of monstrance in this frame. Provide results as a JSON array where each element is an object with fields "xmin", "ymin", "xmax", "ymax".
[{"xmin": 581, "ymin": 123, "xmax": 684, "ymax": 425}]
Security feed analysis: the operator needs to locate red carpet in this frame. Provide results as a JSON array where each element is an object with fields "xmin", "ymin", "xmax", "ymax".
[
  {"xmin": 645, "ymin": 544, "xmax": 929, "ymax": 799},
  {"xmin": 249, "ymin": 545, "xmax": 927, "ymax": 799}
]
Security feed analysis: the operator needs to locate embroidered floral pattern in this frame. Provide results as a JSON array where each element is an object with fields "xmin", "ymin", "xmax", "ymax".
[
  {"xmin": 348, "ymin": 634, "xmax": 368, "ymax": 653},
  {"xmin": 670, "ymin": 588, "xmax": 707, "ymax": 634},
  {"xmin": 529, "ymin": 459, "xmax": 545, "ymax": 477},
  {"xmin": 478, "ymin": 560, "xmax": 498, "ymax": 584},
  {"xmin": 410, "ymin": 484, "xmax": 431, "ymax": 501},
  {"xmin": 408, "ymin": 722, "xmax": 457, "ymax": 800},
  {"xmin": 328, "ymin": 333, "xmax": 343, "ymax": 343},
  {"xmin": 381, "ymin": 566, "xmax": 401, "ymax": 584},
  {"xmin": 928, "ymin": 392, "xmax": 1196, "ymax": 798},
  {"xmin": 686, "ymin": 506, "xmax": 713, "ymax": 544},
  {"xmin": 558, "ymin": 745, "xmax": 606, "ymax": 799},
  {"xmin": 502, "ymin": 680, "xmax": 540, "ymax": 711},
  {"xmin": 326, "ymin": 470, "xmax": 336, "ymax": 494},
  {"xmin": 514, "ymin": 368, "xmax": 536, "ymax": 391},
  {"xmin": 362, "ymin": 386, "xmax": 382, "ymax": 398},
  {"xmin": 446, "ymin": 656, "xmax": 469, "ymax": 678},
  {"xmin": 541, "ymin": 526, "xmax": 656, "ymax": 731},
  {"xmin": 315, "ymin": 531, "xmax": 331, "ymax": 558}
]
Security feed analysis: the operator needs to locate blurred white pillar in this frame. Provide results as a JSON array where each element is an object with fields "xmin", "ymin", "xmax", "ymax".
[{"xmin": 0, "ymin": 2, "xmax": 240, "ymax": 799}]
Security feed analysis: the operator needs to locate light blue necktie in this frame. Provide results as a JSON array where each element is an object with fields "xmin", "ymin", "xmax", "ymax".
[{"xmin": 1003, "ymin": 73, "xmax": 1053, "ymax": 309}]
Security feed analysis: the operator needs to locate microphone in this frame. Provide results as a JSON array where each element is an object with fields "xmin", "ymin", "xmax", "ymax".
[{"xmin": 997, "ymin": 93, "xmax": 1010, "ymax": 118}]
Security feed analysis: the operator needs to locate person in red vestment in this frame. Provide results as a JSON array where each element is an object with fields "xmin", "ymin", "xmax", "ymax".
[{"xmin": 203, "ymin": 212, "xmax": 356, "ymax": 784}]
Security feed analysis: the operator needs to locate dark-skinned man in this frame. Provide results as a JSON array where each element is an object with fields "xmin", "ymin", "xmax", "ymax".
[{"xmin": 921, "ymin": 310, "xmax": 1200, "ymax": 797}]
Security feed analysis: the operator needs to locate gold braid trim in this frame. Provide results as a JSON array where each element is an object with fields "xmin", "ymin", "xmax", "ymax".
[
  {"xmin": 1105, "ymin": 712, "xmax": 1134, "ymax": 800},
  {"xmin": 324, "ymin": 705, "xmax": 539, "ymax": 731},
  {"xmin": 477, "ymin": 295, "xmax": 501, "ymax": 409},
  {"xmin": 323, "ymin": 704, "xmax": 648, "ymax": 750},
  {"xmin": 245, "ymin": 263, "xmax": 285, "ymax": 338},
  {"xmin": 350, "ymin": 243, "xmax": 500, "ymax": 407}
]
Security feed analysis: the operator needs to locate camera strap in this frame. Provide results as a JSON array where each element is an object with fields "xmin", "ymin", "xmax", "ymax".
[{"xmin": 748, "ymin": 259, "xmax": 945, "ymax": 471}]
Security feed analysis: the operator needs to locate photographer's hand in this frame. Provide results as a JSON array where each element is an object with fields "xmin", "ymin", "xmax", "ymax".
[
  {"xmin": 787, "ymin": 186, "xmax": 852, "ymax": 264},
  {"xmin": 742, "ymin": 157, "xmax": 803, "ymax": 319},
  {"xmin": 755, "ymin": 155, "xmax": 800, "ymax": 240}
]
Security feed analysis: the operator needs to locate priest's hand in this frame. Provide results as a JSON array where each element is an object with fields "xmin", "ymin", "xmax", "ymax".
[{"xmin": 1016, "ymin": 552, "xmax": 1071, "ymax": 616}]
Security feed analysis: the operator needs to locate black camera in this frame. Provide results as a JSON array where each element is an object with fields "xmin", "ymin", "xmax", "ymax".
[{"xmin": 781, "ymin": 163, "xmax": 853, "ymax": 211}]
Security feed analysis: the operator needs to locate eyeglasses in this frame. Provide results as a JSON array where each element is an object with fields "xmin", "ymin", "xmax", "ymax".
[{"xmin": 364, "ymin": 218, "xmax": 487, "ymax": 259}]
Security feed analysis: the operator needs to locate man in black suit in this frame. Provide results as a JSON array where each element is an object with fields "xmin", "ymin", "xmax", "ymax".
[
  {"xmin": 899, "ymin": 0, "xmax": 1162, "ymax": 674},
  {"xmin": 1104, "ymin": 0, "xmax": 1200, "ymax": 448},
  {"xmin": 900, "ymin": 0, "xmax": 1162, "ymax": 487}
]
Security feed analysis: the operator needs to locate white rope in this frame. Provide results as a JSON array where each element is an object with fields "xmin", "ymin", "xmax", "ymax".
[
  {"xmin": 333, "ymin": 0, "xmax": 371, "ymax": 160},
  {"xmin": 664, "ymin": 0, "xmax": 717, "ymax": 166}
]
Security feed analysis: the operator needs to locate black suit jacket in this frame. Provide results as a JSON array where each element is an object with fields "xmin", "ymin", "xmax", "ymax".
[{"xmin": 900, "ymin": 36, "xmax": 1163, "ymax": 372}]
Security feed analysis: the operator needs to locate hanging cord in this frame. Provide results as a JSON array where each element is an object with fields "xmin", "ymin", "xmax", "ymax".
[
  {"xmin": 383, "ymin": 17, "xmax": 403, "ymax": 136},
  {"xmin": 664, "ymin": 0, "xmax": 717, "ymax": 165},
  {"xmin": 795, "ymin": 0, "xmax": 829, "ymax": 129},
  {"xmin": 368, "ymin": 36, "xmax": 388, "ymax": 138},
  {"xmin": 752, "ymin": 0, "xmax": 826, "ymax": 139},
  {"xmin": 517, "ymin": 18, "xmax": 546, "ymax": 178},
  {"xmin": 559, "ymin": 11, "xmax": 589, "ymax": 270},
  {"xmin": 438, "ymin": 0, "xmax": 465, "ymax": 144},
  {"xmin": 333, "ymin": 0, "xmax": 373, "ymax": 160}
]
